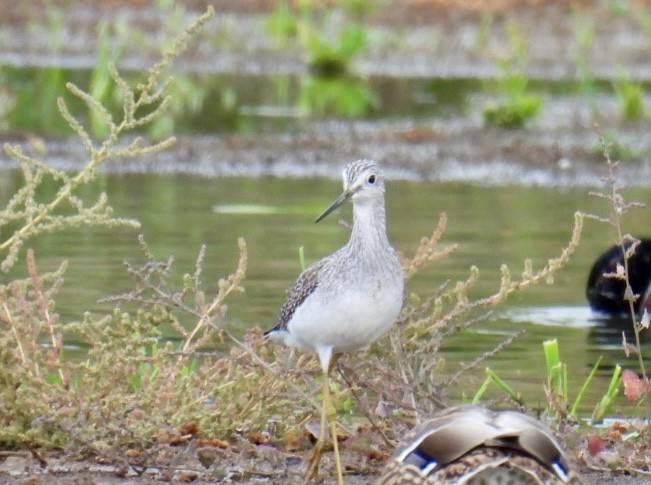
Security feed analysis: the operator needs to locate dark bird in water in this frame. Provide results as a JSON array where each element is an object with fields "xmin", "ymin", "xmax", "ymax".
[{"xmin": 586, "ymin": 238, "xmax": 651, "ymax": 316}]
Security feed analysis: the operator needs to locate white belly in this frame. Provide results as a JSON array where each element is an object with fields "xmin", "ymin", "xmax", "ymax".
[{"xmin": 282, "ymin": 280, "xmax": 403, "ymax": 354}]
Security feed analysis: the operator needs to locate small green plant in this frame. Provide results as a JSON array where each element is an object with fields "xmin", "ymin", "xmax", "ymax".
[
  {"xmin": 0, "ymin": 69, "xmax": 15, "ymax": 132},
  {"xmin": 471, "ymin": 367, "xmax": 523, "ymax": 405},
  {"xmin": 340, "ymin": 0, "xmax": 387, "ymax": 19},
  {"xmin": 298, "ymin": 74, "xmax": 377, "ymax": 117},
  {"xmin": 264, "ymin": 1, "xmax": 376, "ymax": 117},
  {"xmin": 634, "ymin": 4, "xmax": 651, "ymax": 39},
  {"xmin": 266, "ymin": 0, "xmax": 369, "ymax": 76},
  {"xmin": 607, "ymin": 0, "xmax": 631, "ymax": 15},
  {"xmin": 324, "ymin": 379, "xmax": 355, "ymax": 415},
  {"xmin": 612, "ymin": 72, "xmax": 646, "ymax": 121},
  {"xmin": 301, "ymin": 22, "xmax": 368, "ymax": 77},
  {"xmin": 483, "ymin": 22, "xmax": 541, "ymax": 127},
  {"xmin": 592, "ymin": 130, "xmax": 644, "ymax": 161},
  {"xmin": 543, "ymin": 339, "xmax": 621, "ymax": 422},
  {"xmin": 482, "ymin": 75, "xmax": 541, "ymax": 127},
  {"xmin": 544, "ymin": 338, "xmax": 567, "ymax": 401},
  {"xmin": 266, "ymin": 1, "xmax": 299, "ymax": 48},
  {"xmin": 469, "ymin": 339, "xmax": 621, "ymax": 422},
  {"xmin": 8, "ymin": 66, "xmax": 68, "ymax": 135},
  {"xmin": 592, "ymin": 365, "xmax": 623, "ymax": 423}
]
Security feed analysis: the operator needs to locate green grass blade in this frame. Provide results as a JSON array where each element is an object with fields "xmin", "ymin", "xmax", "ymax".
[
  {"xmin": 591, "ymin": 364, "xmax": 622, "ymax": 423},
  {"xmin": 486, "ymin": 367, "xmax": 523, "ymax": 404},
  {"xmin": 472, "ymin": 375, "xmax": 492, "ymax": 404},
  {"xmin": 543, "ymin": 339, "xmax": 564, "ymax": 398},
  {"xmin": 570, "ymin": 355, "xmax": 602, "ymax": 416}
]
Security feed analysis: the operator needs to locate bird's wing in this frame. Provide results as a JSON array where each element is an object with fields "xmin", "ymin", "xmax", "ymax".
[{"xmin": 266, "ymin": 259, "xmax": 326, "ymax": 333}]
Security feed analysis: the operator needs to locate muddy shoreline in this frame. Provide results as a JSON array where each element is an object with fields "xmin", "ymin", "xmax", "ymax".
[
  {"xmin": 1, "ymin": 450, "xmax": 650, "ymax": 485},
  {"xmin": 2, "ymin": 114, "xmax": 649, "ymax": 187}
]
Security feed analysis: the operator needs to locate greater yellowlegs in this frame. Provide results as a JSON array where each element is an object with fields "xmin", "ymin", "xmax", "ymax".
[
  {"xmin": 265, "ymin": 159, "xmax": 404, "ymax": 483},
  {"xmin": 378, "ymin": 405, "xmax": 582, "ymax": 484}
]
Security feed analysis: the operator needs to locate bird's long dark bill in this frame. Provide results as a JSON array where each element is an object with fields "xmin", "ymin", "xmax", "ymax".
[{"xmin": 315, "ymin": 191, "xmax": 350, "ymax": 223}]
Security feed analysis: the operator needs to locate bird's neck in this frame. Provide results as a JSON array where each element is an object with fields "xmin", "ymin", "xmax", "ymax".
[{"xmin": 348, "ymin": 198, "xmax": 390, "ymax": 252}]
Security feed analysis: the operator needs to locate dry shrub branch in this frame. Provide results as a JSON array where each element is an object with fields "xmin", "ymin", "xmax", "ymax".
[
  {"xmin": 338, "ymin": 209, "xmax": 584, "ymax": 438},
  {"xmin": 0, "ymin": 7, "xmax": 214, "ymax": 272},
  {"xmin": 0, "ymin": 7, "xmax": 329, "ymax": 460},
  {"xmin": 584, "ymin": 139, "xmax": 648, "ymax": 381}
]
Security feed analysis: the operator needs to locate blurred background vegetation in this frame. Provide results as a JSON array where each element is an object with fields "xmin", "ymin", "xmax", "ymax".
[{"xmin": 1, "ymin": 0, "xmax": 651, "ymax": 141}]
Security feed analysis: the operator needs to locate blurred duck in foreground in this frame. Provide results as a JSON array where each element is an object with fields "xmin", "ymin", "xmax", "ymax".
[
  {"xmin": 377, "ymin": 405, "xmax": 582, "ymax": 485},
  {"xmin": 586, "ymin": 238, "xmax": 651, "ymax": 316}
]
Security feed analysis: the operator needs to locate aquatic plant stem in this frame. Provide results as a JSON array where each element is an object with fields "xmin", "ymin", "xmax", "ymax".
[{"xmin": 599, "ymin": 141, "xmax": 647, "ymax": 380}]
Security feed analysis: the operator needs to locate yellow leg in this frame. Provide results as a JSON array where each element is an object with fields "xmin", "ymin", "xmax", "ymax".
[
  {"xmin": 325, "ymin": 372, "xmax": 343, "ymax": 485},
  {"xmin": 306, "ymin": 370, "xmax": 344, "ymax": 484},
  {"xmin": 305, "ymin": 376, "xmax": 327, "ymax": 481}
]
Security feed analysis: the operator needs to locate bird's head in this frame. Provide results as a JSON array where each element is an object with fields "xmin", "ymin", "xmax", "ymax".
[{"xmin": 315, "ymin": 159, "xmax": 384, "ymax": 223}]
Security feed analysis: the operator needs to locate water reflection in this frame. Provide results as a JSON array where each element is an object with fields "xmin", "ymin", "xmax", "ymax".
[
  {"xmin": 504, "ymin": 306, "xmax": 651, "ymax": 346},
  {"xmin": 298, "ymin": 74, "xmax": 377, "ymax": 118},
  {"xmin": 588, "ymin": 315, "xmax": 651, "ymax": 347}
]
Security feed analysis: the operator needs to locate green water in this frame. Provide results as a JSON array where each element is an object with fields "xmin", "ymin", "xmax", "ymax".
[{"xmin": 1, "ymin": 169, "xmax": 650, "ymax": 413}]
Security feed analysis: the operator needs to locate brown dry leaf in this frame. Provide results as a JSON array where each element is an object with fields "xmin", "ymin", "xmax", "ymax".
[
  {"xmin": 248, "ymin": 432, "xmax": 269, "ymax": 445},
  {"xmin": 157, "ymin": 431, "xmax": 188, "ymax": 446},
  {"xmin": 177, "ymin": 471, "xmax": 199, "ymax": 482},
  {"xmin": 365, "ymin": 447, "xmax": 388, "ymax": 461},
  {"xmin": 196, "ymin": 438, "xmax": 229, "ymax": 449},
  {"xmin": 125, "ymin": 448, "xmax": 144, "ymax": 459},
  {"xmin": 607, "ymin": 420, "xmax": 630, "ymax": 440},
  {"xmin": 284, "ymin": 430, "xmax": 302, "ymax": 452},
  {"xmin": 178, "ymin": 421, "xmax": 199, "ymax": 436}
]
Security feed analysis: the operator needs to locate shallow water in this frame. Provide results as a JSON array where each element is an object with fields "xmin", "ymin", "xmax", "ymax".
[{"xmin": 1, "ymin": 169, "xmax": 649, "ymax": 414}]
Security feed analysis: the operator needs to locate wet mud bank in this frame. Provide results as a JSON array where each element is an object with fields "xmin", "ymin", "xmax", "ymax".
[{"xmin": 2, "ymin": 115, "xmax": 650, "ymax": 187}]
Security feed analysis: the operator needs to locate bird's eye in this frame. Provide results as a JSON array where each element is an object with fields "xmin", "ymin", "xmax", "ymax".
[{"xmin": 367, "ymin": 174, "xmax": 376, "ymax": 185}]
